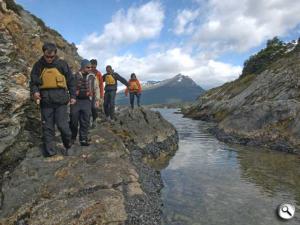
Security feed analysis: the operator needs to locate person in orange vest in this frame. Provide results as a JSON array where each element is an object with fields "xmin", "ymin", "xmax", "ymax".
[
  {"xmin": 125, "ymin": 73, "xmax": 142, "ymax": 109},
  {"xmin": 90, "ymin": 59, "xmax": 104, "ymax": 128}
]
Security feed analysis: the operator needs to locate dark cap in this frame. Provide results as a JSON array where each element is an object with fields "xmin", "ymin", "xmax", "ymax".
[
  {"xmin": 131, "ymin": 73, "xmax": 136, "ymax": 79},
  {"xmin": 42, "ymin": 42, "xmax": 57, "ymax": 53},
  {"xmin": 90, "ymin": 59, "xmax": 97, "ymax": 65}
]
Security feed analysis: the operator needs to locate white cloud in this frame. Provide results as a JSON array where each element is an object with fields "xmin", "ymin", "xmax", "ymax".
[
  {"xmin": 102, "ymin": 48, "xmax": 242, "ymax": 89},
  {"xmin": 77, "ymin": 0, "xmax": 298, "ymax": 90},
  {"xmin": 188, "ymin": 60, "xmax": 242, "ymax": 88},
  {"xmin": 188, "ymin": 0, "xmax": 300, "ymax": 52},
  {"xmin": 174, "ymin": 9, "xmax": 199, "ymax": 35},
  {"xmin": 77, "ymin": 1, "xmax": 164, "ymax": 59}
]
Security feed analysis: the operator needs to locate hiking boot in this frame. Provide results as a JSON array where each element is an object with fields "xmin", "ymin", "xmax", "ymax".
[
  {"xmin": 43, "ymin": 150, "xmax": 57, "ymax": 158},
  {"xmin": 71, "ymin": 138, "xmax": 76, "ymax": 145},
  {"xmin": 65, "ymin": 141, "xmax": 72, "ymax": 149},
  {"xmin": 91, "ymin": 121, "xmax": 97, "ymax": 129},
  {"xmin": 80, "ymin": 140, "xmax": 90, "ymax": 146},
  {"xmin": 61, "ymin": 148, "xmax": 69, "ymax": 156}
]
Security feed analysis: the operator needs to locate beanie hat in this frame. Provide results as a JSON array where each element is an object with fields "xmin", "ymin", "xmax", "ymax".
[
  {"xmin": 81, "ymin": 59, "xmax": 91, "ymax": 69},
  {"xmin": 131, "ymin": 73, "xmax": 136, "ymax": 79},
  {"xmin": 90, "ymin": 59, "xmax": 97, "ymax": 65}
]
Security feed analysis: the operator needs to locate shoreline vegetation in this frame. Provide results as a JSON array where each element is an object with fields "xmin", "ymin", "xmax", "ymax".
[{"xmin": 182, "ymin": 37, "xmax": 300, "ymax": 154}]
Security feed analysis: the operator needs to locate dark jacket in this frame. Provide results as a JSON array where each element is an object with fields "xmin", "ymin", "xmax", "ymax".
[
  {"xmin": 74, "ymin": 71, "xmax": 100, "ymax": 101},
  {"xmin": 30, "ymin": 56, "xmax": 76, "ymax": 105},
  {"xmin": 102, "ymin": 72, "xmax": 128, "ymax": 91}
]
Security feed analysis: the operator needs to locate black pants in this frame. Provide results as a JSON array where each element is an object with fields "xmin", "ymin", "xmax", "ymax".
[
  {"xmin": 91, "ymin": 96, "xmax": 98, "ymax": 121},
  {"xmin": 130, "ymin": 92, "xmax": 141, "ymax": 109},
  {"xmin": 104, "ymin": 90, "xmax": 116, "ymax": 119},
  {"xmin": 70, "ymin": 99, "xmax": 91, "ymax": 142},
  {"xmin": 41, "ymin": 104, "xmax": 71, "ymax": 156}
]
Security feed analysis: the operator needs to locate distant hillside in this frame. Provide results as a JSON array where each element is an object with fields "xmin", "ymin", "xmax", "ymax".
[
  {"xmin": 184, "ymin": 37, "xmax": 300, "ymax": 153},
  {"xmin": 116, "ymin": 74, "xmax": 205, "ymax": 105}
]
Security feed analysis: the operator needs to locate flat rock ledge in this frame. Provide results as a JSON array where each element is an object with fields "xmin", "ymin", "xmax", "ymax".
[{"xmin": 0, "ymin": 108, "xmax": 178, "ymax": 225}]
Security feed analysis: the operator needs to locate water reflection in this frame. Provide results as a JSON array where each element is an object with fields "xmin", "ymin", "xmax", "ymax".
[
  {"xmin": 152, "ymin": 109, "xmax": 300, "ymax": 225},
  {"xmin": 235, "ymin": 145, "xmax": 300, "ymax": 204}
]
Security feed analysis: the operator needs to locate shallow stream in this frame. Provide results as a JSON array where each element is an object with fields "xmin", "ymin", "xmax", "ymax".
[{"xmin": 155, "ymin": 108, "xmax": 300, "ymax": 225}]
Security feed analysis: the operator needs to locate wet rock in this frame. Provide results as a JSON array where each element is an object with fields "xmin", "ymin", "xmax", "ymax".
[
  {"xmin": 115, "ymin": 107, "xmax": 178, "ymax": 149},
  {"xmin": 184, "ymin": 47, "xmax": 300, "ymax": 153},
  {"xmin": 0, "ymin": 108, "xmax": 179, "ymax": 224},
  {"xmin": 112, "ymin": 108, "xmax": 178, "ymax": 225},
  {"xmin": 0, "ymin": 1, "xmax": 180, "ymax": 224}
]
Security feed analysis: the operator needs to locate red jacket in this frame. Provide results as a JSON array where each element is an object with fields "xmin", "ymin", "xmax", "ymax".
[
  {"xmin": 125, "ymin": 79, "xmax": 142, "ymax": 95},
  {"xmin": 94, "ymin": 70, "xmax": 104, "ymax": 98}
]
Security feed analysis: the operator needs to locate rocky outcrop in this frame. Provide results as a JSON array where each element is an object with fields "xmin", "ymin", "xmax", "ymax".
[
  {"xmin": 114, "ymin": 108, "xmax": 178, "ymax": 225},
  {"xmin": 184, "ymin": 40, "xmax": 300, "ymax": 153},
  {"xmin": 0, "ymin": 0, "xmax": 81, "ymax": 157},
  {"xmin": 0, "ymin": 1, "xmax": 179, "ymax": 224},
  {"xmin": 0, "ymin": 108, "xmax": 178, "ymax": 225}
]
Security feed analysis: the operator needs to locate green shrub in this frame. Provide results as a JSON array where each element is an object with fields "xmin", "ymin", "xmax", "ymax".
[{"xmin": 242, "ymin": 37, "xmax": 289, "ymax": 77}]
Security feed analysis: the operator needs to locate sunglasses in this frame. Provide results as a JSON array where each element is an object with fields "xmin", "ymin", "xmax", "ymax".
[
  {"xmin": 85, "ymin": 66, "xmax": 91, "ymax": 69},
  {"xmin": 44, "ymin": 55, "xmax": 55, "ymax": 59}
]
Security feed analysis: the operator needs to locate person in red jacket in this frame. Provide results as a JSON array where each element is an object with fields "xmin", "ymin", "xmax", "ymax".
[
  {"xmin": 90, "ymin": 59, "xmax": 104, "ymax": 128},
  {"xmin": 125, "ymin": 73, "xmax": 142, "ymax": 109}
]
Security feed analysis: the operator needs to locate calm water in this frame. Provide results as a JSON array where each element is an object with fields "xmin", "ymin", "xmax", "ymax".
[{"xmin": 155, "ymin": 108, "xmax": 300, "ymax": 225}]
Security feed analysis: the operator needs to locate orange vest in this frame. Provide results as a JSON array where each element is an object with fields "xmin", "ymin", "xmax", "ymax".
[{"xmin": 129, "ymin": 80, "xmax": 140, "ymax": 92}]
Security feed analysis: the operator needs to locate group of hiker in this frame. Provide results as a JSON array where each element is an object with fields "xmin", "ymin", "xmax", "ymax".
[{"xmin": 30, "ymin": 42, "xmax": 142, "ymax": 157}]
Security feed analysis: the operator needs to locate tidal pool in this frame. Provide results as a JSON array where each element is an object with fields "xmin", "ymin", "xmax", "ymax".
[{"xmin": 155, "ymin": 108, "xmax": 300, "ymax": 225}]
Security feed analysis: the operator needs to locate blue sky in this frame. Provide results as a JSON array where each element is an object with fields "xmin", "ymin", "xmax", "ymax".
[{"xmin": 16, "ymin": 0, "xmax": 300, "ymax": 89}]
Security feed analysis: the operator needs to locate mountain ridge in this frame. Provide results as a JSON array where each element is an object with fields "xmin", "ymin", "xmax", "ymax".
[{"xmin": 117, "ymin": 74, "xmax": 205, "ymax": 105}]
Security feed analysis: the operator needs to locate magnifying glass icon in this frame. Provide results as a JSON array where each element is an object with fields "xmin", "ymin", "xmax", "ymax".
[
  {"xmin": 278, "ymin": 203, "xmax": 295, "ymax": 220},
  {"xmin": 281, "ymin": 206, "xmax": 292, "ymax": 216}
]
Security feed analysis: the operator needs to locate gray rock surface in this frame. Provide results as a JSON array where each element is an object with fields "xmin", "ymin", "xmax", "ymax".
[
  {"xmin": 0, "ymin": 108, "xmax": 178, "ymax": 225},
  {"xmin": 184, "ymin": 45, "xmax": 300, "ymax": 153},
  {"xmin": 0, "ymin": 1, "xmax": 179, "ymax": 224},
  {"xmin": 0, "ymin": 0, "xmax": 81, "ymax": 156}
]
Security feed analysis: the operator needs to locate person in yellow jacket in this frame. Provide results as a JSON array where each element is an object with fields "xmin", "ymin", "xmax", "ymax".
[
  {"xmin": 125, "ymin": 73, "xmax": 142, "ymax": 109},
  {"xmin": 30, "ymin": 42, "xmax": 76, "ymax": 157},
  {"xmin": 102, "ymin": 65, "xmax": 128, "ymax": 121}
]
